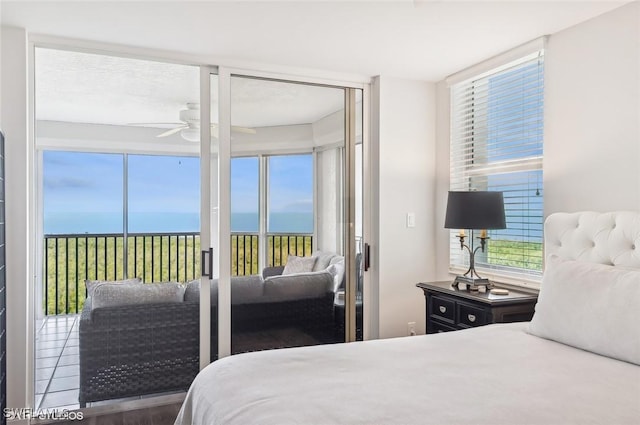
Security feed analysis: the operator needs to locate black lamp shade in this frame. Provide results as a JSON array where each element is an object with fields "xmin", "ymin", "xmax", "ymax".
[{"xmin": 444, "ymin": 191, "xmax": 506, "ymax": 230}]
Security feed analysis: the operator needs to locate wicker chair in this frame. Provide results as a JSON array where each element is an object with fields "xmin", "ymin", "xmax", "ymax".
[{"xmin": 78, "ymin": 298, "xmax": 203, "ymax": 407}]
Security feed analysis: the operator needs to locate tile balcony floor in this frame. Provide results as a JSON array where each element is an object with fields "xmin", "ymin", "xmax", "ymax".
[
  {"xmin": 35, "ymin": 314, "xmax": 81, "ymax": 411},
  {"xmin": 35, "ymin": 314, "xmax": 185, "ymax": 411}
]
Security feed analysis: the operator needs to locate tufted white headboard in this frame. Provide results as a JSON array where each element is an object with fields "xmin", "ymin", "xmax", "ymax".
[{"xmin": 545, "ymin": 211, "xmax": 640, "ymax": 269}]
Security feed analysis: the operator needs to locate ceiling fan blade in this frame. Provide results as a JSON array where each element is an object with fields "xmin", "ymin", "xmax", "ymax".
[
  {"xmin": 157, "ymin": 126, "xmax": 186, "ymax": 138},
  {"xmin": 128, "ymin": 122, "xmax": 185, "ymax": 126},
  {"xmin": 210, "ymin": 123, "xmax": 256, "ymax": 135},
  {"xmin": 232, "ymin": 126, "xmax": 257, "ymax": 135}
]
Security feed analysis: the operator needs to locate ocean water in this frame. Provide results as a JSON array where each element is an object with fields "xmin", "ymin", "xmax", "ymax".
[{"xmin": 44, "ymin": 212, "xmax": 313, "ymax": 235}]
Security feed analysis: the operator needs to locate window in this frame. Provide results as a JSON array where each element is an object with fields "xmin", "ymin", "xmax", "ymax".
[
  {"xmin": 231, "ymin": 157, "xmax": 259, "ymax": 233},
  {"xmin": 449, "ymin": 50, "xmax": 544, "ymax": 280},
  {"xmin": 267, "ymin": 154, "xmax": 313, "ymax": 234},
  {"xmin": 43, "ymin": 151, "xmax": 201, "ymax": 289},
  {"xmin": 44, "ymin": 151, "xmax": 124, "ymax": 234},
  {"xmin": 128, "ymin": 155, "xmax": 200, "ymax": 233},
  {"xmin": 229, "ymin": 154, "xmax": 314, "ymax": 273}
]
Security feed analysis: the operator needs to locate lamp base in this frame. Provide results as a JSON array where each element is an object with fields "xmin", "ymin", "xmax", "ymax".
[{"xmin": 453, "ymin": 276, "xmax": 490, "ymax": 291}]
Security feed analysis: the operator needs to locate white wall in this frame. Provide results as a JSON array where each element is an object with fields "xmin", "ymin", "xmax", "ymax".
[
  {"xmin": 434, "ymin": 81, "xmax": 451, "ymax": 281},
  {"xmin": 316, "ymin": 148, "xmax": 340, "ymax": 253},
  {"xmin": 1, "ymin": 26, "xmax": 33, "ymax": 414},
  {"xmin": 374, "ymin": 76, "xmax": 436, "ymax": 338},
  {"xmin": 544, "ymin": 1, "xmax": 640, "ymax": 215}
]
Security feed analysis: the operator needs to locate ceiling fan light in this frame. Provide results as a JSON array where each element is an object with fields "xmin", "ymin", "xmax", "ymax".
[
  {"xmin": 180, "ymin": 103, "xmax": 201, "ymax": 122},
  {"xmin": 180, "ymin": 127, "xmax": 200, "ymax": 142}
]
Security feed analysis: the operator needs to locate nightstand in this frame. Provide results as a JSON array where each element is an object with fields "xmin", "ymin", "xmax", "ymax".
[{"xmin": 416, "ymin": 281, "xmax": 538, "ymax": 334}]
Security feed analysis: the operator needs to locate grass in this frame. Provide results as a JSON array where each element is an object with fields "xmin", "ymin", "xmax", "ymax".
[
  {"xmin": 44, "ymin": 233, "xmax": 313, "ymax": 315},
  {"xmin": 44, "ymin": 235, "xmax": 201, "ymax": 315},
  {"xmin": 486, "ymin": 239, "xmax": 543, "ymax": 272}
]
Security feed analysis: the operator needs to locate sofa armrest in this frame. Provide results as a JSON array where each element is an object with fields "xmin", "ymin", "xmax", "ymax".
[
  {"xmin": 262, "ymin": 266, "xmax": 285, "ymax": 279},
  {"xmin": 79, "ymin": 297, "xmax": 93, "ymax": 328}
]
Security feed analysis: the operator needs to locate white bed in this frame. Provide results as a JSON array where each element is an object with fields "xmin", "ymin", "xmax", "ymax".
[{"xmin": 176, "ymin": 212, "xmax": 640, "ymax": 425}]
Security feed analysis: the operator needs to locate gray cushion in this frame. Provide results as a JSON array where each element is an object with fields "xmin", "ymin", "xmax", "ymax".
[
  {"xmin": 311, "ymin": 251, "xmax": 336, "ymax": 271},
  {"xmin": 263, "ymin": 271, "xmax": 333, "ymax": 302},
  {"xmin": 86, "ymin": 278, "xmax": 141, "ymax": 298},
  {"xmin": 184, "ymin": 279, "xmax": 201, "ymax": 303},
  {"xmin": 186, "ymin": 272, "xmax": 331, "ymax": 305},
  {"xmin": 184, "ymin": 275, "xmax": 264, "ymax": 306},
  {"xmin": 229, "ymin": 275, "xmax": 265, "ymax": 304},
  {"xmin": 283, "ymin": 255, "xmax": 316, "ymax": 275},
  {"xmin": 92, "ymin": 281, "xmax": 185, "ymax": 309}
]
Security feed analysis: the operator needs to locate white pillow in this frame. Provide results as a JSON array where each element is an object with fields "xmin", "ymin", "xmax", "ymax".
[
  {"xmin": 528, "ymin": 255, "xmax": 640, "ymax": 365},
  {"xmin": 327, "ymin": 259, "xmax": 345, "ymax": 292},
  {"xmin": 282, "ymin": 255, "xmax": 317, "ymax": 275}
]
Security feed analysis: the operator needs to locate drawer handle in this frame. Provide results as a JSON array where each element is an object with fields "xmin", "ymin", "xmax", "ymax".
[
  {"xmin": 439, "ymin": 306, "xmax": 447, "ymax": 314},
  {"xmin": 468, "ymin": 314, "xmax": 476, "ymax": 323}
]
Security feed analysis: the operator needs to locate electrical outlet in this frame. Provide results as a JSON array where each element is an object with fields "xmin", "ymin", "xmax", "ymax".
[
  {"xmin": 407, "ymin": 321, "xmax": 416, "ymax": 336},
  {"xmin": 407, "ymin": 212, "xmax": 415, "ymax": 228}
]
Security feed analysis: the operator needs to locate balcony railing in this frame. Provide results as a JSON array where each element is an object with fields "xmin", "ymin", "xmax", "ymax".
[{"xmin": 44, "ymin": 232, "xmax": 313, "ymax": 315}]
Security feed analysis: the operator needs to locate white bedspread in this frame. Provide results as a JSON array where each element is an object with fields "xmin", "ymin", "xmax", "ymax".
[{"xmin": 175, "ymin": 323, "xmax": 640, "ymax": 425}]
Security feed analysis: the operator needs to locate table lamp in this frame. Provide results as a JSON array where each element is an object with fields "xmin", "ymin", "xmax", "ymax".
[{"xmin": 444, "ymin": 191, "xmax": 506, "ymax": 290}]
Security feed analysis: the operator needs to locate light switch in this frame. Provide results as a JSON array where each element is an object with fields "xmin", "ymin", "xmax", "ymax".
[{"xmin": 407, "ymin": 212, "xmax": 416, "ymax": 228}]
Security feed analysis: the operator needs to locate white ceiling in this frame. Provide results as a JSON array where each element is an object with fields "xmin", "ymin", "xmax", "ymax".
[
  {"xmin": 1, "ymin": 1, "xmax": 628, "ymax": 81},
  {"xmin": 34, "ymin": 47, "xmax": 345, "ymax": 127}
]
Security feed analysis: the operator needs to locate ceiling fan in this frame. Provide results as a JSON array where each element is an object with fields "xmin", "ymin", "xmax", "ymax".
[{"xmin": 131, "ymin": 103, "xmax": 256, "ymax": 142}]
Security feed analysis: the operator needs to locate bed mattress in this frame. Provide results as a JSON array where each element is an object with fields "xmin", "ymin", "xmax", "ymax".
[{"xmin": 175, "ymin": 323, "xmax": 640, "ymax": 425}]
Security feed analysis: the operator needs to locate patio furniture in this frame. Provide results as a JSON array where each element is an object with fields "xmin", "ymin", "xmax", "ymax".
[{"xmin": 79, "ymin": 253, "xmax": 344, "ymax": 406}]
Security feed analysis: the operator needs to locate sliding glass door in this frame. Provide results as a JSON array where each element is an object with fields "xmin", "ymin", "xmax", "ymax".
[
  {"xmin": 34, "ymin": 46, "xmax": 368, "ymax": 412},
  {"xmin": 208, "ymin": 74, "xmax": 364, "ymax": 355},
  {"xmin": 35, "ymin": 47, "xmax": 203, "ymax": 409}
]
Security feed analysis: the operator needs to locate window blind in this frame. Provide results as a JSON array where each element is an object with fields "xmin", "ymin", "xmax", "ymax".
[{"xmin": 449, "ymin": 51, "xmax": 544, "ymax": 280}]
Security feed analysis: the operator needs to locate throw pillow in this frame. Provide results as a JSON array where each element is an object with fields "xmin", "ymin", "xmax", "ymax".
[
  {"xmin": 311, "ymin": 251, "xmax": 336, "ymax": 272},
  {"xmin": 528, "ymin": 255, "xmax": 640, "ymax": 365},
  {"xmin": 282, "ymin": 255, "xmax": 317, "ymax": 275},
  {"xmin": 85, "ymin": 277, "xmax": 141, "ymax": 298}
]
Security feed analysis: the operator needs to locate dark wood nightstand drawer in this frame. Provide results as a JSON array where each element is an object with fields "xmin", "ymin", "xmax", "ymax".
[
  {"xmin": 458, "ymin": 303, "xmax": 488, "ymax": 328},
  {"xmin": 429, "ymin": 295, "xmax": 455, "ymax": 323},
  {"xmin": 430, "ymin": 321, "xmax": 457, "ymax": 334}
]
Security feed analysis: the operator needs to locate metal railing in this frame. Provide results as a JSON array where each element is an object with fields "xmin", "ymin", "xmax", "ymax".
[
  {"xmin": 231, "ymin": 233, "xmax": 259, "ymax": 276},
  {"xmin": 229, "ymin": 233, "xmax": 313, "ymax": 276},
  {"xmin": 43, "ymin": 232, "xmax": 201, "ymax": 315},
  {"xmin": 267, "ymin": 234, "xmax": 313, "ymax": 267},
  {"xmin": 44, "ymin": 232, "xmax": 313, "ymax": 315}
]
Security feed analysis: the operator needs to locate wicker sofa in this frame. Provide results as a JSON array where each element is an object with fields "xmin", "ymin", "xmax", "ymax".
[{"xmin": 79, "ymin": 252, "xmax": 343, "ymax": 406}]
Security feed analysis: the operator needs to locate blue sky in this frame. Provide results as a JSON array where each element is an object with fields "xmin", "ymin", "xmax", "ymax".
[
  {"xmin": 230, "ymin": 155, "xmax": 313, "ymax": 213},
  {"xmin": 268, "ymin": 155, "xmax": 313, "ymax": 213},
  {"xmin": 43, "ymin": 151, "xmax": 313, "ymax": 234}
]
